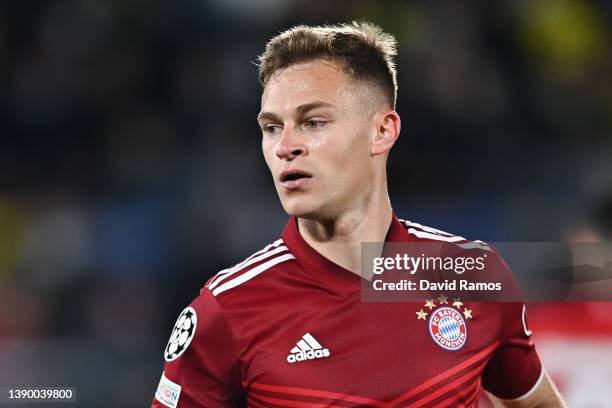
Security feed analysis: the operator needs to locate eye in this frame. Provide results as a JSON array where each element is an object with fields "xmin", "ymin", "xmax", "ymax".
[
  {"xmin": 263, "ymin": 124, "xmax": 282, "ymax": 135},
  {"xmin": 304, "ymin": 120, "xmax": 326, "ymax": 129}
]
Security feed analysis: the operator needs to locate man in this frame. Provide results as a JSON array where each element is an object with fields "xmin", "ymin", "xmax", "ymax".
[{"xmin": 152, "ymin": 22, "xmax": 564, "ymax": 407}]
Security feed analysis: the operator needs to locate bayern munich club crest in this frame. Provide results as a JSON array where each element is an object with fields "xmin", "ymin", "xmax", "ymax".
[
  {"xmin": 429, "ymin": 306, "xmax": 467, "ymax": 351},
  {"xmin": 165, "ymin": 307, "xmax": 197, "ymax": 362},
  {"xmin": 416, "ymin": 295, "xmax": 472, "ymax": 351}
]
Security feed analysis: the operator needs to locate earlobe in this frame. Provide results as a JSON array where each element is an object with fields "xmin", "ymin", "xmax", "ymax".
[{"xmin": 371, "ymin": 111, "xmax": 400, "ymax": 156}]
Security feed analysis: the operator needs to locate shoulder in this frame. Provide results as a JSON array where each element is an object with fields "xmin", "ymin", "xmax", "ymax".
[
  {"xmin": 397, "ymin": 217, "xmax": 523, "ymax": 300},
  {"xmin": 202, "ymin": 237, "xmax": 296, "ymax": 299},
  {"xmin": 397, "ymin": 217, "xmax": 509, "ymax": 274},
  {"xmin": 163, "ymin": 237, "xmax": 296, "ymax": 359}
]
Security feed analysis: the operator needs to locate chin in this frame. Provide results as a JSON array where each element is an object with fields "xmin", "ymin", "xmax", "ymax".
[{"xmin": 280, "ymin": 197, "xmax": 320, "ymax": 219}]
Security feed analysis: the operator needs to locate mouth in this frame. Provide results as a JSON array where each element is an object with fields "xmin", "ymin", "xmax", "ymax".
[{"xmin": 279, "ymin": 169, "xmax": 313, "ymax": 190}]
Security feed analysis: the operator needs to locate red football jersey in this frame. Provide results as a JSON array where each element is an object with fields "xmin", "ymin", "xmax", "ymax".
[{"xmin": 152, "ymin": 216, "xmax": 542, "ymax": 408}]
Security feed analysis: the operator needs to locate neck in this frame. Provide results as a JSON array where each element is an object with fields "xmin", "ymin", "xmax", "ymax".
[{"xmin": 297, "ymin": 188, "xmax": 393, "ymax": 275}]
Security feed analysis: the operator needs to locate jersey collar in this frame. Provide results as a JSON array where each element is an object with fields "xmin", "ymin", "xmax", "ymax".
[{"xmin": 281, "ymin": 214, "xmax": 412, "ymax": 290}]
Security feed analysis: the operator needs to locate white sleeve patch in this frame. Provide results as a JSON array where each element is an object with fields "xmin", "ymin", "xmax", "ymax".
[
  {"xmin": 165, "ymin": 306, "xmax": 198, "ymax": 361},
  {"xmin": 155, "ymin": 371, "xmax": 182, "ymax": 408}
]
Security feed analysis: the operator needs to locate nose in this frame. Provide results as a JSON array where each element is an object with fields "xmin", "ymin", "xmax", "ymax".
[{"xmin": 276, "ymin": 127, "xmax": 307, "ymax": 160}]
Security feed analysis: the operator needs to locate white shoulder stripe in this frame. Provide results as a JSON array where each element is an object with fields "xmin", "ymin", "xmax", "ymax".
[
  {"xmin": 208, "ymin": 244, "xmax": 288, "ymax": 290},
  {"xmin": 407, "ymin": 228, "xmax": 466, "ymax": 243},
  {"xmin": 400, "ymin": 219, "xmax": 491, "ymax": 249},
  {"xmin": 211, "ymin": 253, "xmax": 295, "ymax": 296},
  {"xmin": 206, "ymin": 239, "xmax": 283, "ymax": 289},
  {"xmin": 399, "ymin": 219, "xmax": 456, "ymax": 237}
]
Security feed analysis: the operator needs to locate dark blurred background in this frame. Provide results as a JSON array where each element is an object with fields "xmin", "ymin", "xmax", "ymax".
[{"xmin": 0, "ymin": 0, "xmax": 611, "ymax": 406}]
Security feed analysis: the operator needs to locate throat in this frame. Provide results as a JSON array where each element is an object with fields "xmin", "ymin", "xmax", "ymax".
[{"xmin": 297, "ymin": 210, "xmax": 393, "ymax": 276}]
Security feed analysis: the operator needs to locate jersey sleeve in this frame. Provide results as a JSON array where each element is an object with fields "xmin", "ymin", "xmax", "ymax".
[
  {"xmin": 151, "ymin": 289, "xmax": 244, "ymax": 408},
  {"xmin": 481, "ymin": 249, "xmax": 543, "ymax": 399},
  {"xmin": 481, "ymin": 301, "xmax": 543, "ymax": 399}
]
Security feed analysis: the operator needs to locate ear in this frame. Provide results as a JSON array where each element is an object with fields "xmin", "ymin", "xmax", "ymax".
[{"xmin": 371, "ymin": 110, "xmax": 401, "ymax": 156}]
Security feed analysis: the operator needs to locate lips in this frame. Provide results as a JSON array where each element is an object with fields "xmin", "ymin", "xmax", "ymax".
[{"xmin": 279, "ymin": 169, "xmax": 313, "ymax": 190}]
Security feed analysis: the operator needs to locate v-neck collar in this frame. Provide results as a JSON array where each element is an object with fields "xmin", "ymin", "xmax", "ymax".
[{"xmin": 281, "ymin": 214, "xmax": 413, "ymax": 290}]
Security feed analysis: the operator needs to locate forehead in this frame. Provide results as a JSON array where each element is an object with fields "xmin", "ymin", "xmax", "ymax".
[{"xmin": 261, "ymin": 60, "xmax": 355, "ymax": 111}]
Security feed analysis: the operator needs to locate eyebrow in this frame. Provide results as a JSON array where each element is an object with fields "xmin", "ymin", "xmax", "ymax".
[{"xmin": 257, "ymin": 101, "xmax": 337, "ymax": 122}]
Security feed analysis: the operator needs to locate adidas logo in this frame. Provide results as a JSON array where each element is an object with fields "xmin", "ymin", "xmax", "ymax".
[{"xmin": 286, "ymin": 333, "xmax": 331, "ymax": 363}]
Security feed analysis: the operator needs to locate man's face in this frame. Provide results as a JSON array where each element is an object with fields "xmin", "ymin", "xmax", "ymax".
[{"xmin": 259, "ymin": 60, "xmax": 378, "ymax": 219}]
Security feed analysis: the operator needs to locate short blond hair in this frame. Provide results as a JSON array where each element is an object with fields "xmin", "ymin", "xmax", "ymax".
[{"xmin": 257, "ymin": 21, "xmax": 398, "ymax": 109}]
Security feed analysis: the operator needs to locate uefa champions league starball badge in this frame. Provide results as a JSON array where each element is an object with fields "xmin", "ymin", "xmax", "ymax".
[
  {"xmin": 165, "ymin": 306, "xmax": 197, "ymax": 361},
  {"xmin": 415, "ymin": 294, "xmax": 472, "ymax": 351}
]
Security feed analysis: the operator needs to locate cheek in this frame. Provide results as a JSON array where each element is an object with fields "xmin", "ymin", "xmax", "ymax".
[
  {"xmin": 335, "ymin": 136, "xmax": 372, "ymax": 182},
  {"xmin": 320, "ymin": 127, "xmax": 370, "ymax": 166},
  {"xmin": 261, "ymin": 139, "xmax": 275, "ymax": 169}
]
